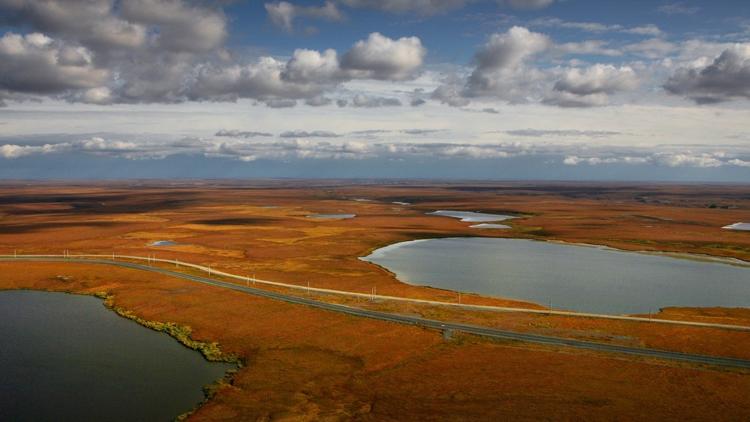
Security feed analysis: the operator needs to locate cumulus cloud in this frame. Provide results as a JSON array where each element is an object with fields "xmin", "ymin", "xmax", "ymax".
[
  {"xmin": 0, "ymin": 0, "xmax": 147, "ymax": 50},
  {"xmin": 465, "ymin": 26, "xmax": 551, "ymax": 101},
  {"xmin": 545, "ymin": 64, "xmax": 639, "ymax": 107},
  {"xmin": 283, "ymin": 48, "xmax": 342, "ymax": 84},
  {"xmin": 120, "ymin": 0, "xmax": 227, "ymax": 53},
  {"xmin": 186, "ymin": 33, "xmax": 424, "ymax": 104},
  {"xmin": 0, "ymin": 1, "xmax": 424, "ymax": 107},
  {"xmin": 265, "ymin": 1, "xmax": 344, "ymax": 32},
  {"xmin": 433, "ymin": 26, "xmax": 642, "ymax": 107},
  {"xmin": 0, "ymin": 32, "xmax": 109, "ymax": 95},
  {"xmin": 664, "ymin": 44, "xmax": 750, "ymax": 104},
  {"xmin": 340, "ymin": 32, "xmax": 426, "ymax": 80},
  {"xmin": 553, "ymin": 65, "xmax": 639, "ymax": 95},
  {"xmin": 0, "ymin": 0, "xmax": 230, "ymax": 105}
]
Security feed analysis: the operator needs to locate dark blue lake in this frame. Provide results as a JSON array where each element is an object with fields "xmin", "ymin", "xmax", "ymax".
[{"xmin": 0, "ymin": 290, "xmax": 233, "ymax": 421}]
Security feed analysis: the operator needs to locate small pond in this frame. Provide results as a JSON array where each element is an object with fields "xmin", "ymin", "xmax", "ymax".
[
  {"xmin": 724, "ymin": 222, "xmax": 750, "ymax": 231},
  {"xmin": 307, "ymin": 214, "xmax": 356, "ymax": 219},
  {"xmin": 428, "ymin": 210, "xmax": 514, "ymax": 223},
  {"xmin": 470, "ymin": 223, "xmax": 511, "ymax": 229},
  {"xmin": 149, "ymin": 240, "xmax": 178, "ymax": 246}
]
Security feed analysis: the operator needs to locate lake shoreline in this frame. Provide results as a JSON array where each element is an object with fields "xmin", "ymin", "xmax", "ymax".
[
  {"xmin": 0, "ymin": 287, "xmax": 241, "ymax": 421},
  {"xmin": 361, "ymin": 236, "xmax": 750, "ymax": 315}
]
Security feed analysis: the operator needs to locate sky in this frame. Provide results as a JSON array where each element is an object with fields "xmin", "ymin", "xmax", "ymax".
[{"xmin": 0, "ymin": 0, "xmax": 749, "ymax": 180}]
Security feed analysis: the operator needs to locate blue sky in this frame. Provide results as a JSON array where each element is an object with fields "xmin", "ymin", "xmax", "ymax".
[{"xmin": 0, "ymin": 0, "xmax": 749, "ymax": 180}]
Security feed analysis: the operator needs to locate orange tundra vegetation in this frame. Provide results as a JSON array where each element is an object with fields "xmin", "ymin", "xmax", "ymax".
[{"xmin": 1, "ymin": 180, "xmax": 749, "ymax": 420}]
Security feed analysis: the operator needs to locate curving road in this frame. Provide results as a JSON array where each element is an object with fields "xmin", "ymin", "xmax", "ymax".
[{"xmin": 2, "ymin": 256, "xmax": 750, "ymax": 370}]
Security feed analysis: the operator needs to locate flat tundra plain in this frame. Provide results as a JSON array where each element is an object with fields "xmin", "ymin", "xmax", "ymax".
[{"xmin": 1, "ymin": 180, "xmax": 750, "ymax": 421}]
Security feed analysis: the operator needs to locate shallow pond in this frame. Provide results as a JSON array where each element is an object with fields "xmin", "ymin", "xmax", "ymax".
[
  {"xmin": 428, "ymin": 210, "xmax": 514, "ymax": 223},
  {"xmin": 470, "ymin": 223, "xmax": 510, "ymax": 229},
  {"xmin": 149, "ymin": 240, "xmax": 178, "ymax": 246},
  {"xmin": 0, "ymin": 290, "xmax": 233, "ymax": 422},
  {"xmin": 724, "ymin": 222, "xmax": 750, "ymax": 231},
  {"xmin": 307, "ymin": 214, "xmax": 356, "ymax": 219},
  {"xmin": 363, "ymin": 237, "xmax": 750, "ymax": 315}
]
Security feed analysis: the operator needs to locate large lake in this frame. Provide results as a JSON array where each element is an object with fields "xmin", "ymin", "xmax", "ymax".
[
  {"xmin": 363, "ymin": 238, "xmax": 750, "ymax": 315},
  {"xmin": 0, "ymin": 290, "xmax": 233, "ymax": 422}
]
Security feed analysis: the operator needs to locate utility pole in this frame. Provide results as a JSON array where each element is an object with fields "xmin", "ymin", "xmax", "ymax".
[{"xmin": 458, "ymin": 292, "xmax": 461, "ymax": 304}]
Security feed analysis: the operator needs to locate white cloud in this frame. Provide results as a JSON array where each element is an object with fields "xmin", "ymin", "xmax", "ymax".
[
  {"xmin": 664, "ymin": 44, "xmax": 750, "ymax": 104},
  {"xmin": 623, "ymin": 25, "xmax": 663, "ymax": 37},
  {"xmin": 120, "ymin": 0, "xmax": 227, "ymax": 53},
  {"xmin": 531, "ymin": 17, "xmax": 662, "ymax": 36},
  {"xmin": 265, "ymin": 1, "xmax": 344, "ymax": 32},
  {"xmin": 341, "ymin": 32, "xmax": 426, "ymax": 81},
  {"xmin": 283, "ymin": 48, "xmax": 343, "ymax": 84},
  {"xmin": 554, "ymin": 40, "xmax": 622, "ymax": 57},
  {"xmin": 465, "ymin": 26, "xmax": 551, "ymax": 101},
  {"xmin": 187, "ymin": 33, "xmax": 425, "ymax": 104},
  {"xmin": 1, "ymin": 132, "xmax": 748, "ymax": 176},
  {"xmin": 624, "ymin": 38, "xmax": 677, "ymax": 59},
  {"xmin": 0, "ymin": 32, "xmax": 109, "ymax": 95},
  {"xmin": 655, "ymin": 152, "xmax": 724, "ymax": 167},
  {"xmin": 0, "ymin": 0, "xmax": 148, "ymax": 50},
  {"xmin": 437, "ymin": 27, "xmax": 640, "ymax": 107},
  {"xmin": 544, "ymin": 64, "xmax": 638, "ymax": 107},
  {"xmin": 553, "ymin": 64, "xmax": 639, "ymax": 96},
  {"xmin": 658, "ymin": 2, "xmax": 700, "ymax": 15}
]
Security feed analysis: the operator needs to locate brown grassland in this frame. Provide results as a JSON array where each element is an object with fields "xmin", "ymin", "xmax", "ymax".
[{"xmin": 1, "ymin": 180, "xmax": 749, "ymax": 420}]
